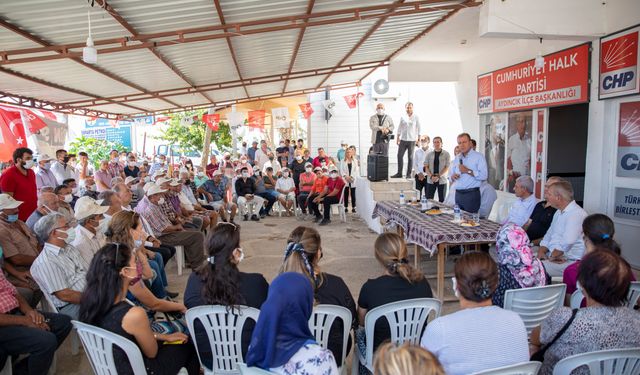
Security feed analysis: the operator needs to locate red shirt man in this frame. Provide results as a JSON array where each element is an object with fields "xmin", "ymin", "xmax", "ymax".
[
  {"xmin": 206, "ymin": 156, "xmax": 219, "ymax": 178},
  {"xmin": 0, "ymin": 148, "xmax": 37, "ymax": 221}
]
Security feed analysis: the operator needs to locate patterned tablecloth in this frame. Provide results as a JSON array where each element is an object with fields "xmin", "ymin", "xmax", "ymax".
[{"xmin": 372, "ymin": 200, "xmax": 502, "ymax": 255}]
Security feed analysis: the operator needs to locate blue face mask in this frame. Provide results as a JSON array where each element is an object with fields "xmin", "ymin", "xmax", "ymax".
[{"xmin": 5, "ymin": 214, "xmax": 18, "ymax": 223}]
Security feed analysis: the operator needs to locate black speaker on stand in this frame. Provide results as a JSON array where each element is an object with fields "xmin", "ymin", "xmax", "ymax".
[{"xmin": 367, "ymin": 154, "xmax": 388, "ymax": 182}]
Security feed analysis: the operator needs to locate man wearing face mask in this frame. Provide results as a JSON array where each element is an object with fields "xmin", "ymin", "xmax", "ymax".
[
  {"xmin": 235, "ymin": 167, "xmax": 265, "ymax": 221},
  {"xmin": 0, "ymin": 148, "xmax": 38, "ymax": 222},
  {"xmin": 308, "ymin": 167, "xmax": 345, "ymax": 226},
  {"xmin": 63, "ymin": 178, "xmax": 80, "ymax": 206},
  {"xmin": 337, "ymin": 141, "xmax": 349, "ymax": 162},
  {"xmin": 50, "ymin": 149, "xmax": 76, "ymax": 185},
  {"xmin": 392, "ymin": 102, "xmax": 422, "ymax": 179},
  {"xmin": 296, "ymin": 163, "xmax": 316, "ymax": 215},
  {"xmin": 0, "ymin": 194, "xmax": 42, "ymax": 307},
  {"xmin": 276, "ymin": 141, "xmax": 289, "ymax": 167},
  {"xmin": 35, "ymin": 154, "xmax": 57, "ymax": 193},
  {"xmin": 276, "ymin": 168, "xmax": 296, "ymax": 216},
  {"xmin": 412, "ymin": 136, "xmax": 431, "ymax": 200},
  {"xmin": 369, "ymin": 103, "xmax": 395, "ymax": 157},
  {"xmin": 289, "ymin": 150, "xmax": 307, "ymax": 188},
  {"xmin": 261, "ymin": 151, "xmax": 281, "ymax": 176},
  {"xmin": 70, "ymin": 197, "xmax": 109, "ymax": 268},
  {"xmin": 78, "ymin": 176, "xmax": 99, "ymax": 200},
  {"xmin": 53, "ymin": 185, "xmax": 76, "ymax": 227},
  {"xmin": 124, "ymin": 156, "xmax": 140, "ymax": 178},
  {"xmin": 31, "ymin": 213, "xmax": 88, "ymax": 320},
  {"xmin": 76, "ymin": 151, "xmax": 94, "ymax": 180},
  {"xmin": 107, "ymin": 149, "xmax": 125, "ymax": 179},
  {"xmin": 198, "ymin": 170, "xmax": 237, "ymax": 223},
  {"xmin": 25, "ymin": 192, "xmax": 60, "ymax": 232}
]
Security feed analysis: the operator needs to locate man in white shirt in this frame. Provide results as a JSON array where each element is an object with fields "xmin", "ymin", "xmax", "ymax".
[
  {"xmin": 507, "ymin": 114, "xmax": 531, "ymax": 191},
  {"xmin": 75, "ymin": 152, "xmax": 94, "ymax": 181},
  {"xmin": 505, "ymin": 176, "xmax": 538, "ymax": 227},
  {"xmin": 412, "ymin": 136, "xmax": 430, "ymax": 199},
  {"xmin": 537, "ymin": 180, "xmax": 587, "ymax": 277},
  {"xmin": 35, "ymin": 154, "xmax": 57, "ymax": 193},
  {"xmin": 479, "ymin": 181, "xmax": 497, "ymax": 219},
  {"xmin": 50, "ymin": 149, "xmax": 76, "ymax": 185},
  {"xmin": 261, "ymin": 151, "xmax": 282, "ymax": 176},
  {"xmin": 71, "ymin": 196, "xmax": 108, "ymax": 268},
  {"xmin": 392, "ymin": 102, "xmax": 422, "ymax": 179},
  {"xmin": 275, "ymin": 168, "xmax": 296, "ymax": 215},
  {"xmin": 254, "ymin": 141, "xmax": 271, "ymax": 169}
]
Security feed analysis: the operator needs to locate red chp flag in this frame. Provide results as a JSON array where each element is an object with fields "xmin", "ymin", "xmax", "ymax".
[
  {"xmin": 344, "ymin": 92, "xmax": 364, "ymax": 109},
  {"xmin": 0, "ymin": 107, "xmax": 28, "ymax": 161},
  {"xmin": 202, "ymin": 113, "xmax": 220, "ymax": 131},
  {"xmin": 247, "ymin": 110, "xmax": 266, "ymax": 129},
  {"xmin": 299, "ymin": 103, "xmax": 314, "ymax": 119}
]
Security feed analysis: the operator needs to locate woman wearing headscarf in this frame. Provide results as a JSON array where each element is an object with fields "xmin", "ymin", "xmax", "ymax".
[
  {"xmin": 246, "ymin": 272, "xmax": 338, "ymax": 374},
  {"xmin": 492, "ymin": 223, "xmax": 546, "ymax": 307}
]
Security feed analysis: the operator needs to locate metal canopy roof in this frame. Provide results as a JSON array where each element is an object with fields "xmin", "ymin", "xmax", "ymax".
[{"xmin": 0, "ymin": 0, "xmax": 478, "ymax": 119}]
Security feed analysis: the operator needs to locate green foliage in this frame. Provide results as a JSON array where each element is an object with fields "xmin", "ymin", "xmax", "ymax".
[
  {"xmin": 154, "ymin": 109, "xmax": 232, "ymax": 153},
  {"xmin": 68, "ymin": 136, "xmax": 126, "ymax": 170}
]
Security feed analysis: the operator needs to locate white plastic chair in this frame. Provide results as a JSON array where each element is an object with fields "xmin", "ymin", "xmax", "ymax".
[
  {"xmin": 625, "ymin": 281, "xmax": 640, "ymax": 308},
  {"xmin": 552, "ymin": 347, "xmax": 640, "ymax": 375},
  {"xmin": 185, "ymin": 305, "xmax": 260, "ymax": 375},
  {"xmin": 330, "ymin": 183, "xmax": 348, "ymax": 222},
  {"xmin": 309, "ymin": 305, "xmax": 352, "ymax": 374},
  {"xmin": 0, "ymin": 357, "xmax": 11, "ymax": 375},
  {"xmin": 472, "ymin": 361, "xmax": 541, "ymax": 375},
  {"xmin": 38, "ymin": 286, "xmax": 81, "ymax": 356},
  {"xmin": 175, "ymin": 245, "xmax": 185, "ymax": 276},
  {"xmin": 236, "ymin": 363, "xmax": 277, "ymax": 374},
  {"xmin": 503, "ymin": 284, "xmax": 566, "ymax": 337},
  {"xmin": 351, "ymin": 298, "xmax": 441, "ymax": 374},
  {"xmin": 72, "ymin": 320, "xmax": 147, "ymax": 375},
  {"xmin": 570, "ymin": 289, "xmax": 584, "ymax": 309}
]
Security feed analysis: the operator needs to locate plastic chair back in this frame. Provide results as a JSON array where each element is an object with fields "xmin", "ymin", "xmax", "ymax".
[
  {"xmin": 185, "ymin": 305, "xmax": 260, "ymax": 374},
  {"xmin": 72, "ymin": 320, "xmax": 147, "ymax": 375},
  {"xmin": 552, "ymin": 347, "xmax": 640, "ymax": 375},
  {"xmin": 503, "ymin": 284, "xmax": 566, "ymax": 336},
  {"xmin": 0, "ymin": 356, "xmax": 11, "ymax": 375},
  {"xmin": 472, "ymin": 361, "xmax": 541, "ymax": 375},
  {"xmin": 625, "ymin": 282, "xmax": 640, "ymax": 308},
  {"xmin": 361, "ymin": 298, "xmax": 441, "ymax": 369},
  {"xmin": 309, "ymin": 305, "xmax": 352, "ymax": 371},
  {"xmin": 236, "ymin": 363, "xmax": 277, "ymax": 374}
]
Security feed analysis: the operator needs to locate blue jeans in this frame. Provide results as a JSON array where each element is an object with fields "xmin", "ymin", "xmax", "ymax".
[
  {"xmin": 257, "ymin": 190, "xmax": 278, "ymax": 214},
  {"xmin": 148, "ymin": 256, "xmax": 167, "ymax": 299}
]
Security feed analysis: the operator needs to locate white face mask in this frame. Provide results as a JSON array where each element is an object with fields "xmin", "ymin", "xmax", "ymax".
[
  {"xmin": 86, "ymin": 184, "xmax": 95, "ymax": 191},
  {"xmin": 40, "ymin": 162, "xmax": 50, "ymax": 170},
  {"xmin": 282, "ymin": 172, "xmax": 289, "ymax": 178},
  {"xmin": 71, "ymin": 187, "xmax": 78, "ymax": 195},
  {"xmin": 197, "ymin": 172, "xmax": 205, "ymax": 177},
  {"xmin": 421, "ymin": 143, "xmax": 428, "ymax": 150},
  {"xmin": 242, "ymin": 172, "xmax": 249, "ymax": 178},
  {"xmin": 58, "ymin": 227, "xmax": 76, "ymax": 244},
  {"xmin": 64, "ymin": 194, "xmax": 73, "ymax": 203},
  {"xmin": 376, "ymin": 109, "xmax": 384, "ymax": 116},
  {"xmin": 96, "ymin": 217, "xmax": 109, "ymax": 234},
  {"xmin": 305, "ymin": 167, "xmax": 312, "ymax": 173},
  {"xmin": 296, "ymin": 155, "xmax": 303, "ymax": 161},
  {"xmin": 128, "ymin": 161, "xmax": 136, "ymax": 167},
  {"xmin": 241, "ymin": 159, "xmax": 247, "ymax": 164},
  {"xmin": 157, "ymin": 197, "xmax": 165, "ymax": 205},
  {"xmin": 23, "ymin": 160, "xmax": 35, "ymax": 169},
  {"xmin": 330, "ymin": 172, "xmax": 338, "ymax": 179}
]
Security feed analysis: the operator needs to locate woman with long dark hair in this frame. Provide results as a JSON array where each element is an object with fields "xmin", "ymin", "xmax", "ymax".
[
  {"xmin": 184, "ymin": 222, "xmax": 268, "ymax": 370},
  {"xmin": 79, "ymin": 243, "xmax": 199, "ymax": 375}
]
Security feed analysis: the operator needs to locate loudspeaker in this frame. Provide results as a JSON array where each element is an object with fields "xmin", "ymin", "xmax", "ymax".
[{"xmin": 367, "ymin": 154, "xmax": 388, "ymax": 182}]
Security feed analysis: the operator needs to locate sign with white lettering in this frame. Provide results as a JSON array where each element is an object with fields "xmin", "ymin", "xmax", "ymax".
[
  {"xmin": 617, "ymin": 100, "xmax": 640, "ymax": 178},
  {"xmin": 614, "ymin": 187, "xmax": 640, "ymax": 222},
  {"xmin": 599, "ymin": 25, "xmax": 640, "ymax": 100},
  {"xmin": 477, "ymin": 43, "xmax": 590, "ymax": 113}
]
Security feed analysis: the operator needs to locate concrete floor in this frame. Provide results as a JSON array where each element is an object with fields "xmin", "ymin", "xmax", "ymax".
[{"xmin": 53, "ymin": 212, "xmax": 460, "ymax": 374}]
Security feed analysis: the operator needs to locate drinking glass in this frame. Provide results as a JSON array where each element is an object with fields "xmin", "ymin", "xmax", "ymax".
[{"xmin": 472, "ymin": 213, "xmax": 480, "ymax": 225}]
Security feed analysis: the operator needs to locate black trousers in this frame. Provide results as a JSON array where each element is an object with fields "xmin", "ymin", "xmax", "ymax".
[
  {"xmin": 322, "ymin": 196, "xmax": 341, "ymax": 220},
  {"xmin": 397, "ymin": 140, "xmax": 415, "ymax": 177},
  {"xmin": 343, "ymin": 186, "xmax": 356, "ymax": 209},
  {"xmin": 146, "ymin": 244, "xmax": 176, "ymax": 267},
  {"xmin": 297, "ymin": 192, "xmax": 310, "ymax": 212},
  {"xmin": 414, "ymin": 175, "xmax": 427, "ymax": 199},
  {"xmin": 426, "ymin": 183, "xmax": 447, "ymax": 203},
  {"xmin": 455, "ymin": 187, "xmax": 481, "ymax": 213},
  {"xmin": 0, "ymin": 310, "xmax": 72, "ymax": 375}
]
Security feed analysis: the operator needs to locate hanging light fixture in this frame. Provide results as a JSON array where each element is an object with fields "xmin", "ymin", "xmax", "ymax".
[
  {"xmin": 534, "ymin": 38, "xmax": 544, "ymax": 69},
  {"xmin": 82, "ymin": 10, "xmax": 98, "ymax": 64}
]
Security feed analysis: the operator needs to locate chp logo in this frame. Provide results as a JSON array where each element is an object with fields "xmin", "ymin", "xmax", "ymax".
[
  {"xmin": 600, "ymin": 26, "xmax": 640, "ymax": 98},
  {"xmin": 617, "ymin": 101, "xmax": 640, "ymax": 177},
  {"xmin": 477, "ymin": 73, "xmax": 493, "ymax": 114}
]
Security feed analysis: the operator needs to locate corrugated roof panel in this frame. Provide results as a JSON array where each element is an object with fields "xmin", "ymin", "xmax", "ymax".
[
  {"xmin": 0, "ymin": 71, "xmax": 92, "ymax": 103},
  {"xmin": 126, "ymin": 98, "xmax": 172, "ymax": 112},
  {"xmin": 85, "ymin": 104, "xmax": 141, "ymax": 115},
  {"xmin": 312, "ymin": 0, "xmax": 394, "ymax": 13},
  {"xmin": 169, "ymin": 93, "xmax": 212, "ymax": 107},
  {"xmin": 0, "ymin": 26, "xmax": 42, "ymax": 51},
  {"xmin": 346, "ymin": 11, "xmax": 450, "ymax": 65},
  {"xmin": 233, "ymin": 30, "xmax": 298, "ymax": 78},
  {"xmin": 323, "ymin": 69, "xmax": 368, "ymax": 87},
  {"xmin": 156, "ymin": 40, "xmax": 240, "ymax": 86},
  {"xmin": 0, "ymin": 0, "xmax": 128, "ymax": 45},
  {"xmin": 202, "ymin": 87, "xmax": 248, "ymax": 103},
  {"xmin": 219, "ymin": 0, "xmax": 309, "ymax": 23},
  {"xmin": 108, "ymin": 0, "xmax": 219, "ymax": 34},
  {"xmin": 7, "ymin": 59, "xmax": 139, "ymax": 98},
  {"xmin": 247, "ymin": 82, "xmax": 284, "ymax": 98},
  {"xmin": 95, "ymin": 49, "xmax": 190, "ymax": 91},
  {"xmin": 292, "ymin": 20, "xmax": 377, "ymax": 72},
  {"xmin": 284, "ymin": 75, "xmax": 327, "ymax": 92}
]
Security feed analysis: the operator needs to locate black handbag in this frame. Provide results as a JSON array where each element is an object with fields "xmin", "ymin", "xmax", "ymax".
[{"xmin": 531, "ymin": 309, "xmax": 578, "ymax": 362}]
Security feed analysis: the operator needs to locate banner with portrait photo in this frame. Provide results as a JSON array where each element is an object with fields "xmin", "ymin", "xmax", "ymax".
[
  {"xmin": 507, "ymin": 111, "xmax": 533, "ymax": 193},
  {"xmin": 481, "ymin": 113, "xmax": 507, "ymax": 191}
]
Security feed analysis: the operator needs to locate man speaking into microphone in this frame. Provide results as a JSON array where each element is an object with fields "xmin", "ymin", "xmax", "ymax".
[{"xmin": 449, "ymin": 133, "xmax": 488, "ymax": 213}]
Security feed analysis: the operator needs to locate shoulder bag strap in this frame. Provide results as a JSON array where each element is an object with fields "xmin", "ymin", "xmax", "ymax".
[{"xmin": 531, "ymin": 309, "xmax": 578, "ymax": 361}]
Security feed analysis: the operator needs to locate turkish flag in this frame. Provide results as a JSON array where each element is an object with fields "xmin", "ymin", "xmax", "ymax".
[
  {"xmin": 299, "ymin": 103, "xmax": 314, "ymax": 119},
  {"xmin": 0, "ymin": 108, "xmax": 28, "ymax": 161},
  {"xmin": 344, "ymin": 92, "xmax": 364, "ymax": 109},
  {"xmin": 248, "ymin": 110, "xmax": 266, "ymax": 129},
  {"xmin": 20, "ymin": 109, "xmax": 49, "ymax": 133},
  {"xmin": 203, "ymin": 113, "xmax": 220, "ymax": 131}
]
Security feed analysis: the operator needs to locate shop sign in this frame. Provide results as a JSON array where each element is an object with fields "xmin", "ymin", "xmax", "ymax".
[
  {"xmin": 614, "ymin": 187, "xmax": 640, "ymax": 222},
  {"xmin": 599, "ymin": 25, "xmax": 640, "ymax": 99},
  {"xmin": 477, "ymin": 43, "xmax": 590, "ymax": 113},
  {"xmin": 617, "ymin": 100, "xmax": 640, "ymax": 178}
]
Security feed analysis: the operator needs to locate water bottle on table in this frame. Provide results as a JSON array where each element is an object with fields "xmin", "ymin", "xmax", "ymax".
[
  {"xmin": 453, "ymin": 204, "xmax": 461, "ymax": 222},
  {"xmin": 421, "ymin": 195, "xmax": 428, "ymax": 211},
  {"xmin": 399, "ymin": 190, "xmax": 405, "ymax": 205}
]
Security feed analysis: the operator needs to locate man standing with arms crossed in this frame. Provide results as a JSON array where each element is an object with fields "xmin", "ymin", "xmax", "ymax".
[
  {"xmin": 449, "ymin": 133, "xmax": 488, "ymax": 213},
  {"xmin": 392, "ymin": 102, "xmax": 421, "ymax": 179},
  {"xmin": 369, "ymin": 103, "xmax": 394, "ymax": 157}
]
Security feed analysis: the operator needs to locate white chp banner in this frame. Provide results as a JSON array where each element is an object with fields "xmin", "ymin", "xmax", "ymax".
[
  {"xmin": 322, "ymin": 99, "xmax": 336, "ymax": 117},
  {"xmin": 271, "ymin": 107, "xmax": 290, "ymax": 129}
]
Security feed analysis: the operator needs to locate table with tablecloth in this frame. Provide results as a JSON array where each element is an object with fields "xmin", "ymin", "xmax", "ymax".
[{"xmin": 373, "ymin": 200, "xmax": 502, "ymax": 299}]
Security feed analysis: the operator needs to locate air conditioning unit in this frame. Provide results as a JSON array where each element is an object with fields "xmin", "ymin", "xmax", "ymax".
[{"xmin": 371, "ymin": 79, "xmax": 401, "ymax": 100}]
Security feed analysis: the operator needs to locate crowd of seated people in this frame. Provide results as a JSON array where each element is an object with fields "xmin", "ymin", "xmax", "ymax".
[{"xmin": 0, "ymin": 141, "xmax": 638, "ymax": 375}]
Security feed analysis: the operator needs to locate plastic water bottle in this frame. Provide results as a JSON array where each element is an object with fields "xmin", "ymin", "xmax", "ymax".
[
  {"xmin": 454, "ymin": 204, "xmax": 461, "ymax": 222},
  {"xmin": 399, "ymin": 190, "xmax": 405, "ymax": 205},
  {"xmin": 421, "ymin": 195, "xmax": 428, "ymax": 211}
]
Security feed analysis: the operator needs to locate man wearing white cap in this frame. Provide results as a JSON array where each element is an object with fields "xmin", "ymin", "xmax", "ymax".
[
  {"xmin": 135, "ymin": 184, "xmax": 205, "ymax": 271},
  {"xmin": 71, "ymin": 196, "xmax": 108, "ymax": 267},
  {"xmin": 35, "ymin": 154, "xmax": 57, "ymax": 193},
  {"xmin": 0, "ymin": 194, "xmax": 42, "ymax": 307}
]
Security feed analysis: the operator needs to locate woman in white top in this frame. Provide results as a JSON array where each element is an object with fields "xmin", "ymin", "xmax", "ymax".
[
  {"xmin": 420, "ymin": 251, "xmax": 529, "ymax": 375},
  {"xmin": 338, "ymin": 146, "xmax": 359, "ymax": 213},
  {"xmin": 275, "ymin": 168, "xmax": 296, "ymax": 216}
]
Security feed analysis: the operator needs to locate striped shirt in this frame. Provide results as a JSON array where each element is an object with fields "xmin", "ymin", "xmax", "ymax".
[
  {"xmin": 71, "ymin": 225, "xmax": 105, "ymax": 268},
  {"xmin": 134, "ymin": 196, "xmax": 172, "ymax": 237},
  {"xmin": 30, "ymin": 243, "xmax": 88, "ymax": 309},
  {"xmin": 159, "ymin": 199, "xmax": 178, "ymax": 221},
  {"xmin": 0, "ymin": 270, "xmax": 19, "ymax": 313}
]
